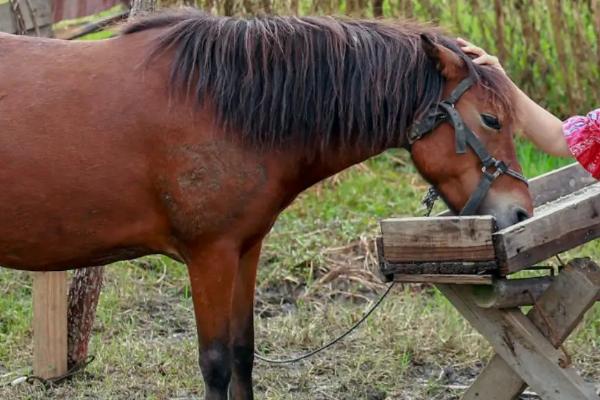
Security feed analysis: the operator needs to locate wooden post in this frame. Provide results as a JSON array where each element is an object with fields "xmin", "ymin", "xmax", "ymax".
[{"xmin": 33, "ymin": 272, "xmax": 68, "ymax": 379}]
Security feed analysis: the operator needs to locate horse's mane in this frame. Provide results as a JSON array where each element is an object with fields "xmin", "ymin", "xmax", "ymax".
[{"xmin": 123, "ymin": 9, "xmax": 514, "ymax": 151}]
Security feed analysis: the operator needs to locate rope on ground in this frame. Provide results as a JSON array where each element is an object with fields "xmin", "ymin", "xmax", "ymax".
[
  {"xmin": 0, "ymin": 355, "xmax": 95, "ymax": 389},
  {"xmin": 255, "ymin": 281, "xmax": 396, "ymax": 364}
]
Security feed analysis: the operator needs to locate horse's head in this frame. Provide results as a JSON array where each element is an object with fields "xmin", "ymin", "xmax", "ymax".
[{"xmin": 409, "ymin": 35, "xmax": 532, "ymax": 229}]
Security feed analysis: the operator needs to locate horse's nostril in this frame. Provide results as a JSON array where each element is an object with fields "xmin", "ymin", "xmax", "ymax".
[{"xmin": 515, "ymin": 207, "xmax": 530, "ymax": 223}]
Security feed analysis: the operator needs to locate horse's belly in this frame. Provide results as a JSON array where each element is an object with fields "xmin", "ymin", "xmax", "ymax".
[
  {"xmin": 0, "ymin": 164, "xmax": 176, "ymax": 270},
  {"xmin": 0, "ymin": 244, "xmax": 156, "ymax": 271},
  {"xmin": 0, "ymin": 200, "xmax": 172, "ymax": 270}
]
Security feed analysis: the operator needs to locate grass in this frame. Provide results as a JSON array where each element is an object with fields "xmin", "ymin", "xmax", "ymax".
[{"xmin": 0, "ymin": 149, "xmax": 598, "ymax": 399}]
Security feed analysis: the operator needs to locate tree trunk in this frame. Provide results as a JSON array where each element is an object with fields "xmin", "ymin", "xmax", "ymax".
[
  {"xmin": 67, "ymin": 267, "xmax": 104, "ymax": 369},
  {"xmin": 591, "ymin": 0, "xmax": 600, "ymax": 68},
  {"xmin": 493, "ymin": 0, "xmax": 507, "ymax": 65},
  {"xmin": 545, "ymin": 0, "xmax": 575, "ymax": 114},
  {"xmin": 203, "ymin": 0, "xmax": 215, "ymax": 11},
  {"xmin": 346, "ymin": 0, "xmax": 358, "ymax": 16},
  {"xmin": 261, "ymin": 0, "xmax": 272, "ymax": 14},
  {"xmin": 403, "ymin": 0, "xmax": 413, "ymax": 18},
  {"xmin": 290, "ymin": 0, "xmax": 299, "ymax": 14},
  {"xmin": 373, "ymin": 0, "xmax": 383, "ymax": 17},
  {"xmin": 223, "ymin": 0, "xmax": 235, "ymax": 15},
  {"xmin": 130, "ymin": 0, "xmax": 157, "ymax": 17}
]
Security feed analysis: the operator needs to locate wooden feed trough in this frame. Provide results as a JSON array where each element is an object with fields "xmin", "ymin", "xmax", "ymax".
[{"xmin": 378, "ymin": 162, "xmax": 600, "ymax": 400}]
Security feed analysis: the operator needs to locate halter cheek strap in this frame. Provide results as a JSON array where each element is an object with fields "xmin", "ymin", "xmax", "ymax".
[{"xmin": 408, "ymin": 76, "xmax": 528, "ymax": 216}]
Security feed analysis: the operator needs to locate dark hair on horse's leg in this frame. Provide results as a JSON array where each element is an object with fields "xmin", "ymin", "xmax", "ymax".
[{"xmin": 229, "ymin": 241, "xmax": 262, "ymax": 400}]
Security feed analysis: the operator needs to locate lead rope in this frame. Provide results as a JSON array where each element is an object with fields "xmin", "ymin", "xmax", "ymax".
[
  {"xmin": 0, "ymin": 356, "xmax": 95, "ymax": 389},
  {"xmin": 255, "ymin": 280, "xmax": 396, "ymax": 364}
]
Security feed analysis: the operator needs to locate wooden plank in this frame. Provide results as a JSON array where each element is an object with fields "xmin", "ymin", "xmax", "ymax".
[
  {"xmin": 33, "ymin": 271, "xmax": 68, "ymax": 380},
  {"xmin": 394, "ymin": 274, "xmax": 493, "ymax": 285},
  {"xmin": 381, "ymin": 216, "xmax": 495, "ymax": 262},
  {"xmin": 530, "ymin": 258, "xmax": 600, "ymax": 346},
  {"xmin": 462, "ymin": 258, "xmax": 600, "ymax": 400},
  {"xmin": 471, "ymin": 276, "xmax": 553, "ymax": 308},
  {"xmin": 528, "ymin": 162, "xmax": 595, "ymax": 207},
  {"xmin": 438, "ymin": 283, "xmax": 598, "ymax": 400},
  {"xmin": 494, "ymin": 184, "xmax": 600, "ymax": 274},
  {"xmin": 0, "ymin": 0, "xmax": 52, "ymax": 35}
]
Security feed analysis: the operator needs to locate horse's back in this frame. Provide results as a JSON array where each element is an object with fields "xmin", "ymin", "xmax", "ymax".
[
  {"xmin": 0, "ymin": 32, "xmax": 182, "ymax": 269},
  {"xmin": 0, "ymin": 30, "xmax": 289, "ymax": 271}
]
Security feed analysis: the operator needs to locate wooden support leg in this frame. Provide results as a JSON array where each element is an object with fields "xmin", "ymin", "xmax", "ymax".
[
  {"xmin": 437, "ymin": 261, "xmax": 599, "ymax": 400},
  {"xmin": 459, "ymin": 258, "xmax": 600, "ymax": 400},
  {"xmin": 33, "ymin": 271, "xmax": 68, "ymax": 379}
]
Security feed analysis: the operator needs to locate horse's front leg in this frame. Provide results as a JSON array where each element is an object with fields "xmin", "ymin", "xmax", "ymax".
[
  {"xmin": 187, "ymin": 241, "xmax": 238, "ymax": 400},
  {"xmin": 229, "ymin": 241, "xmax": 262, "ymax": 400}
]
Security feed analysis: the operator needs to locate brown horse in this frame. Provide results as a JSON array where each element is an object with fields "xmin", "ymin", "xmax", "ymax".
[{"xmin": 0, "ymin": 10, "xmax": 532, "ymax": 400}]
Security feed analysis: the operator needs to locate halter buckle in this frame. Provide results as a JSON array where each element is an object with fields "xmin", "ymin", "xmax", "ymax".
[{"xmin": 481, "ymin": 159, "xmax": 508, "ymax": 180}]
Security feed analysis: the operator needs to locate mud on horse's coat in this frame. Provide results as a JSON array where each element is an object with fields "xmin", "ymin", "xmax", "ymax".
[{"xmin": 0, "ymin": 10, "xmax": 531, "ymax": 400}]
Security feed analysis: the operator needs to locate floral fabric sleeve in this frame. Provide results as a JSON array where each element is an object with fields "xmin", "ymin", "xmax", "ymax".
[{"xmin": 563, "ymin": 109, "xmax": 600, "ymax": 179}]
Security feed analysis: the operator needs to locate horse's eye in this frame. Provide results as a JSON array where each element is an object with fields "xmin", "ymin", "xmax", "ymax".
[{"xmin": 481, "ymin": 113, "xmax": 502, "ymax": 130}]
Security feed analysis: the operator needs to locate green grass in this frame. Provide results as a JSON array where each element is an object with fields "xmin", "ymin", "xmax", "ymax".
[
  {"xmin": 516, "ymin": 139, "xmax": 572, "ymax": 177},
  {"xmin": 52, "ymin": 4, "xmax": 125, "ymax": 41}
]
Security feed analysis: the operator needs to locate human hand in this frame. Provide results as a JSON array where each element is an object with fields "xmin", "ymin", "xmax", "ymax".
[{"xmin": 457, "ymin": 38, "xmax": 505, "ymax": 74}]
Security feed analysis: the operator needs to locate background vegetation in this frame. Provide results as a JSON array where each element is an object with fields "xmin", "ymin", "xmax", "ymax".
[
  {"xmin": 164, "ymin": 0, "xmax": 600, "ymax": 119},
  {"xmin": 1, "ymin": 1, "xmax": 598, "ymax": 399}
]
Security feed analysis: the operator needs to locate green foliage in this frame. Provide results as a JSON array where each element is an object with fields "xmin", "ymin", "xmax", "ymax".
[{"xmin": 516, "ymin": 139, "xmax": 572, "ymax": 178}]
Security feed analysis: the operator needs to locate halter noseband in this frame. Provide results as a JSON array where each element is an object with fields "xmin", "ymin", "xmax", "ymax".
[{"xmin": 408, "ymin": 76, "xmax": 528, "ymax": 216}]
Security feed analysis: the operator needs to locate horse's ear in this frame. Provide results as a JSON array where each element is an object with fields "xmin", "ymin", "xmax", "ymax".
[{"xmin": 420, "ymin": 33, "xmax": 466, "ymax": 80}]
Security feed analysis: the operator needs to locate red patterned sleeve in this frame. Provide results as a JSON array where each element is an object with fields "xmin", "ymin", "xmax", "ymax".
[{"xmin": 563, "ymin": 109, "xmax": 600, "ymax": 179}]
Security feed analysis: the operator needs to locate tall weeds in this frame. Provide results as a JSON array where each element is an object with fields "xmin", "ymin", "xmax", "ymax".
[{"xmin": 160, "ymin": 0, "xmax": 599, "ymax": 118}]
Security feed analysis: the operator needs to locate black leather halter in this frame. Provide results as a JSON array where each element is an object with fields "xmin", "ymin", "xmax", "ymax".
[{"xmin": 408, "ymin": 77, "xmax": 528, "ymax": 216}]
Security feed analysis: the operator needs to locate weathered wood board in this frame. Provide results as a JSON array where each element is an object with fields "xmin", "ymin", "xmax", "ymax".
[
  {"xmin": 462, "ymin": 258, "xmax": 600, "ymax": 400},
  {"xmin": 528, "ymin": 162, "xmax": 595, "ymax": 207},
  {"xmin": 391, "ymin": 274, "xmax": 493, "ymax": 285},
  {"xmin": 381, "ymin": 216, "xmax": 495, "ymax": 263},
  {"xmin": 0, "ymin": 0, "xmax": 53, "ymax": 36},
  {"xmin": 494, "ymin": 183, "xmax": 600, "ymax": 274},
  {"xmin": 33, "ymin": 271, "xmax": 68, "ymax": 379},
  {"xmin": 439, "ymin": 283, "xmax": 598, "ymax": 400}
]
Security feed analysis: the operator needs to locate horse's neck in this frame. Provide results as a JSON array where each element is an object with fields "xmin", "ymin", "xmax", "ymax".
[{"xmin": 280, "ymin": 143, "xmax": 391, "ymax": 193}]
